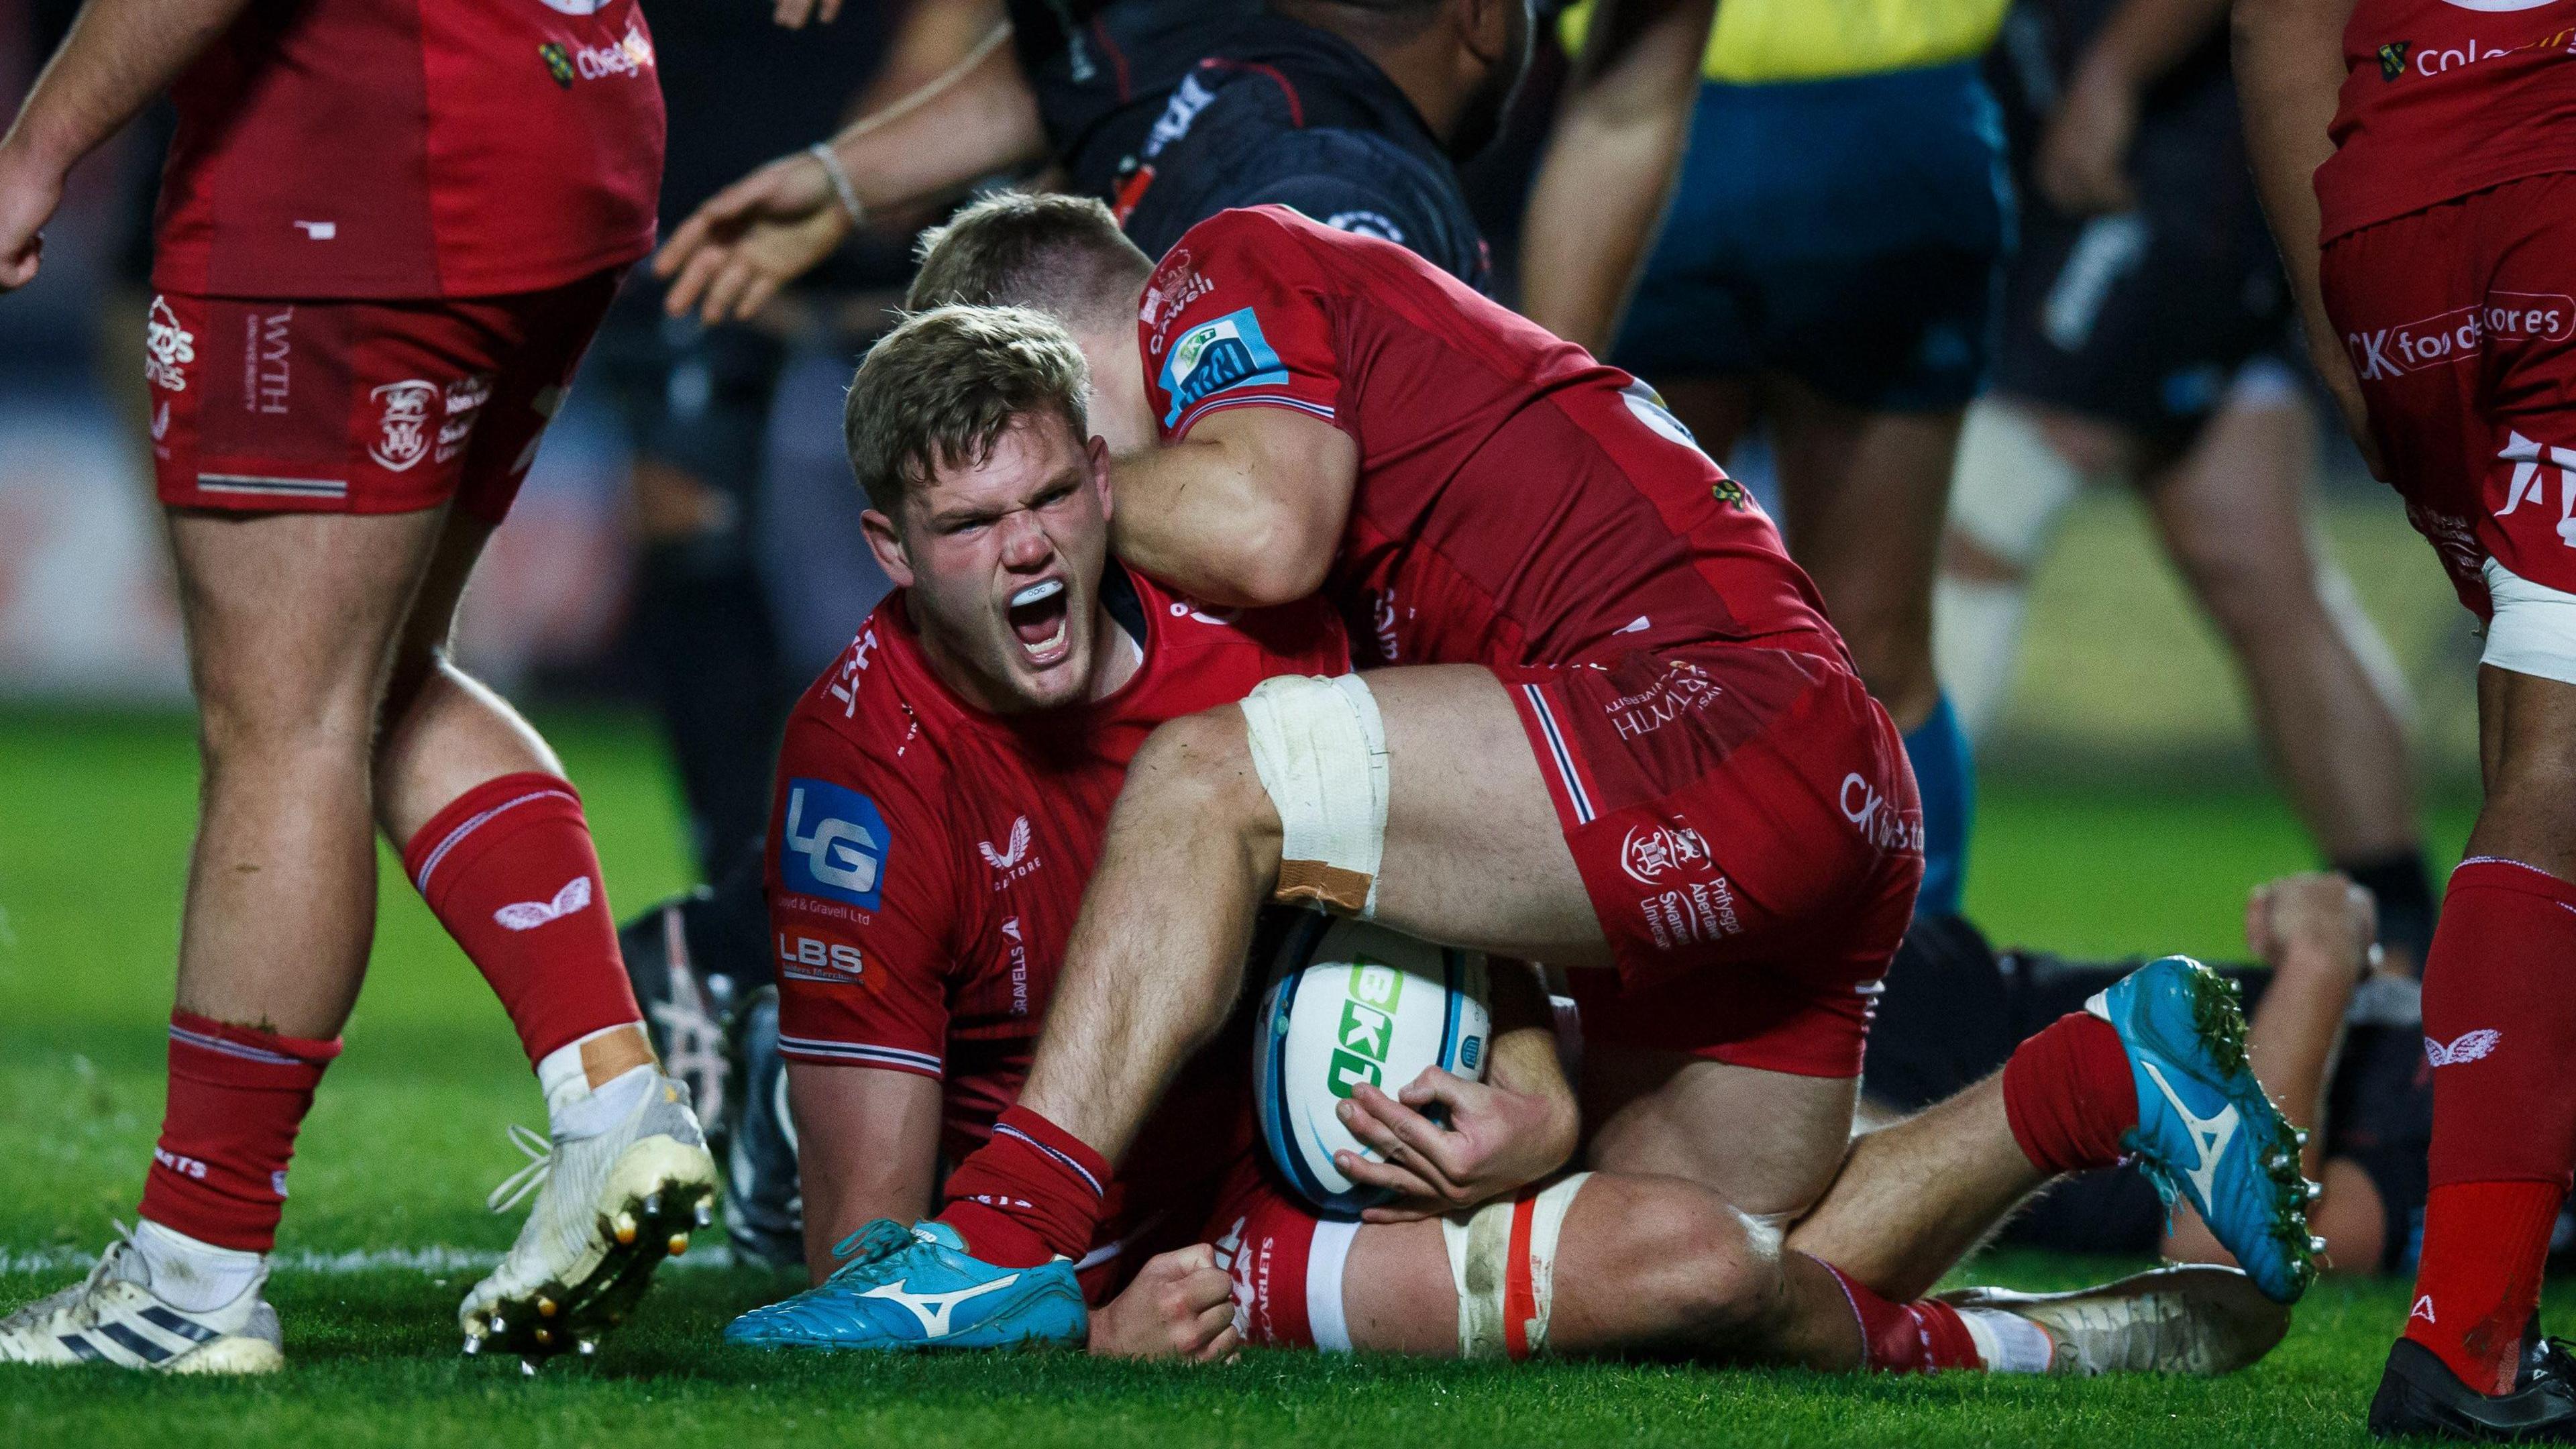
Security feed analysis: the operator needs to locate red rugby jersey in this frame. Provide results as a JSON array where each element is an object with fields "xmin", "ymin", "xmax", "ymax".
[
  {"xmin": 1136, "ymin": 205, "xmax": 1843, "ymax": 671},
  {"xmin": 766, "ymin": 566, "xmax": 1346, "ymax": 1265},
  {"xmin": 2317, "ymin": 0, "xmax": 2576, "ymax": 241},
  {"xmin": 152, "ymin": 0, "xmax": 664, "ymax": 299}
]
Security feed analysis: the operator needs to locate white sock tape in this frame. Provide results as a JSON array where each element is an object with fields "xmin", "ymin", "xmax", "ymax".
[
  {"xmin": 1442, "ymin": 1172, "xmax": 1591, "ymax": 1360},
  {"xmin": 1239, "ymin": 673, "xmax": 1390, "ymax": 918}
]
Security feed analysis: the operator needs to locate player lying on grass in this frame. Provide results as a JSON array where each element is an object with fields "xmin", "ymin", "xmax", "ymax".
[
  {"xmin": 752, "ymin": 193, "xmax": 2322, "ymax": 1354},
  {"xmin": 718, "ymin": 303, "xmax": 2292, "ymax": 1373},
  {"xmin": 1875, "ymin": 876, "xmax": 2429, "ymax": 1277}
]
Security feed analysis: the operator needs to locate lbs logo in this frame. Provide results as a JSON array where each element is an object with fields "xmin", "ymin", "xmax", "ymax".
[
  {"xmin": 781, "ymin": 777, "xmax": 889, "ymax": 910},
  {"xmin": 1327, "ymin": 959, "xmax": 1403, "ymax": 1099},
  {"xmin": 1161, "ymin": 307, "xmax": 1289, "ymax": 427}
]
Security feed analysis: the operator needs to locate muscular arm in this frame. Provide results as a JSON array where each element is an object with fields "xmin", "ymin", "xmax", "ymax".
[
  {"xmin": 2234, "ymin": 0, "xmax": 2376, "ymax": 468},
  {"xmin": 786, "ymin": 1062, "xmax": 945, "ymax": 1283},
  {"xmin": 656, "ymin": 1, "xmax": 1042, "ymax": 322},
  {"xmin": 1517, "ymin": 0, "xmax": 1719, "ymax": 353},
  {"xmin": 0, "ymin": 0, "xmax": 254, "ymax": 291},
  {"xmin": 2037, "ymin": 0, "xmax": 2233, "ymax": 213},
  {"xmin": 1108, "ymin": 407, "xmax": 1358, "ymax": 609}
]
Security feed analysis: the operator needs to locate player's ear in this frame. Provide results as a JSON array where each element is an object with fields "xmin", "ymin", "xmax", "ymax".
[
  {"xmin": 1086, "ymin": 433, "xmax": 1114, "ymax": 522},
  {"xmin": 861, "ymin": 506, "xmax": 915, "ymax": 589},
  {"xmin": 1456, "ymin": 0, "xmax": 1508, "ymax": 66}
]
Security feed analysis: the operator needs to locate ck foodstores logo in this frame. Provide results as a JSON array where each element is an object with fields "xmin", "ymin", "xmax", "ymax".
[
  {"xmin": 780, "ymin": 778, "xmax": 889, "ymax": 910},
  {"xmin": 2347, "ymin": 292, "xmax": 2574, "ymax": 380}
]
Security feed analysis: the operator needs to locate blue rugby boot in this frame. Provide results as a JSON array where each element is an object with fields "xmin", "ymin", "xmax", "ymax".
[
  {"xmin": 724, "ymin": 1220, "xmax": 1085, "ymax": 1350},
  {"xmin": 2091, "ymin": 957, "xmax": 2320, "ymax": 1303}
]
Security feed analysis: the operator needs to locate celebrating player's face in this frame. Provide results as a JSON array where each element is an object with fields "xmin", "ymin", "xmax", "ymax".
[{"xmin": 881, "ymin": 412, "xmax": 1115, "ymax": 714}]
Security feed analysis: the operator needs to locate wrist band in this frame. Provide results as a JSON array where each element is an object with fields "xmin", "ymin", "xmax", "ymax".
[{"xmin": 807, "ymin": 142, "xmax": 865, "ymax": 227}]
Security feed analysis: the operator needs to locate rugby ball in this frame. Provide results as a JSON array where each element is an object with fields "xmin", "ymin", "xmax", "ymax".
[{"xmin": 1252, "ymin": 912, "xmax": 1491, "ymax": 1216}]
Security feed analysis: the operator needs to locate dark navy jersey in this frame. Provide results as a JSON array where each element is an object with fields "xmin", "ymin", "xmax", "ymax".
[{"xmin": 1006, "ymin": 1, "xmax": 1489, "ymax": 292}]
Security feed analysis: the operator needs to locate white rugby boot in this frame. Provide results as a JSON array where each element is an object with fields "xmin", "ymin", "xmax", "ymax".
[
  {"xmin": 1941, "ymin": 1265, "xmax": 2291, "ymax": 1376},
  {"xmin": 0, "ymin": 1224, "xmax": 282, "ymax": 1374},
  {"xmin": 459, "ymin": 1055, "xmax": 718, "ymax": 1370}
]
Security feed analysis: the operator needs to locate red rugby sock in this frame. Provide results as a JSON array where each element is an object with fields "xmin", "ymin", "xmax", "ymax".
[
  {"xmin": 935, "ymin": 1106, "xmax": 1111, "ymax": 1267},
  {"xmin": 402, "ymin": 773, "xmax": 643, "ymax": 1065},
  {"xmin": 1812, "ymin": 1258, "xmax": 1984, "ymax": 1373},
  {"xmin": 2001, "ymin": 1010, "xmax": 2139, "ymax": 1175},
  {"xmin": 138, "ymin": 1011, "xmax": 341, "ymax": 1252},
  {"xmin": 2401, "ymin": 859, "xmax": 2576, "ymax": 1395}
]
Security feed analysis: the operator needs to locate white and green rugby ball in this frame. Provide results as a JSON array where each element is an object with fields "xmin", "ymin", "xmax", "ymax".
[{"xmin": 1253, "ymin": 913, "xmax": 1491, "ymax": 1216}]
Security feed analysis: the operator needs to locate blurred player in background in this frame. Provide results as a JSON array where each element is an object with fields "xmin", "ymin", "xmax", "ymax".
[
  {"xmin": 1520, "ymin": 0, "xmax": 2013, "ymax": 916},
  {"xmin": 726, "ymin": 300, "xmax": 2291, "ymax": 1377},
  {"xmin": 654, "ymin": 0, "xmax": 1520, "ymax": 322},
  {"xmin": 1933, "ymin": 0, "xmax": 2434, "ymax": 971},
  {"xmin": 0, "ymin": 0, "xmax": 712, "ymax": 1373},
  {"xmin": 2239, "ymin": 0, "xmax": 2576, "ymax": 1435}
]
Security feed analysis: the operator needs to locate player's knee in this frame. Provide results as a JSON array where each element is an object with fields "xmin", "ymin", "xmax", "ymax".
[
  {"xmin": 192, "ymin": 659, "xmax": 380, "ymax": 765},
  {"xmin": 2160, "ymin": 517, "xmax": 2302, "ymax": 637},
  {"xmin": 1126, "ymin": 707, "xmax": 1270, "ymax": 835},
  {"xmin": 1595, "ymin": 1183, "xmax": 1779, "ymax": 1342}
]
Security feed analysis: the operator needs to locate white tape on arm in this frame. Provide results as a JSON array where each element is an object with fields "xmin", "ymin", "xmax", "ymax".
[
  {"xmin": 1239, "ymin": 673, "xmax": 1391, "ymax": 918},
  {"xmin": 1441, "ymin": 1172, "xmax": 1591, "ymax": 1360}
]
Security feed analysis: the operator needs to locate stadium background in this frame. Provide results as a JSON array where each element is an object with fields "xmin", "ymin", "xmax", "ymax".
[{"xmin": 0, "ymin": 0, "xmax": 2526, "ymax": 1442}]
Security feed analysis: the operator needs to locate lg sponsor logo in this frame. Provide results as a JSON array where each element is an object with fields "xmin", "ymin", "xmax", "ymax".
[
  {"xmin": 1841, "ymin": 773, "xmax": 1926, "ymax": 854},
  {"xmin": 2346, "ymin": 292, "xmax": 2573, "ymax": 381}
]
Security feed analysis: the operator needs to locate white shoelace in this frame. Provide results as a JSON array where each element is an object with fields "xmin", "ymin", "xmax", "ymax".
[{"xmin": 485, "ymin": 1123, "xmax": 555, "ymax": 1214}]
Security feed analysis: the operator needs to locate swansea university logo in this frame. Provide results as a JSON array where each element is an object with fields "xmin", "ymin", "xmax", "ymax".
[
  {"xmin": 1160, "ymin": 307, "xmax": 1289, "ymax": 428},
  {"xmin": 780, "ymin": 778, "xmax": 890, "ymax": 911}
]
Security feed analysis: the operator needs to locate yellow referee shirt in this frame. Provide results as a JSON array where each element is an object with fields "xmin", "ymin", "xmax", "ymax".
[{"xmin": 1560, "ymin": 0, "xmax": 2010, "ymax": 85}]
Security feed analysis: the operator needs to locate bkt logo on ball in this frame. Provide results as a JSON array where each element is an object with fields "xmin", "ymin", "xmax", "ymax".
[
  {"xmin": 1326, "ymin": 960, "xmax": 1404, "ymax": 1099},
  {"xmin": 780, "ymin": 777, "xmax": 889, "ymax": 910}
]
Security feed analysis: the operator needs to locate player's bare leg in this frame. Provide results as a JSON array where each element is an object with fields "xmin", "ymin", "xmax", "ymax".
[
  {"xmin": 1318, "ymin": 1172, "xmax": 2285, "ymax": 1374},
  {"xmin": 168, "ymin": 508, "xmax": 450, "ymax": 1034},
  {"xmin": 1016, "ymin": 665, "xmax": 1849, "ymax": 1183},
  {"xmin": 373, "ymin": 510, "xmax": 716, "ymax": 1365},
  {"xmin": 973, "ymin": 663, "xmax": 1856, "ymax": 1264},
  {"xmin": 0, "ymin": 508, "xmax": 449, "ymax": 1374},
  {"xmin": 1790, "ymin": 943, "xmax": 2323, "ymax": 1305},
  {"xmin": 2142, "ymin": 394, "xmax": 2429, "ymax": 962}
]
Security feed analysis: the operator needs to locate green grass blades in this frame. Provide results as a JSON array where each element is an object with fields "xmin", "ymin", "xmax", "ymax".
[{"xmin": 0, "ymin": 706, "xmax": 2555, "ymax": 1446}]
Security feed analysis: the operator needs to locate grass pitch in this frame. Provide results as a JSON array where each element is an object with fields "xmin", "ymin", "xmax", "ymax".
[{"xmin": 0, "ymin": 706, "xmax": 2548, "ymax": 1447}]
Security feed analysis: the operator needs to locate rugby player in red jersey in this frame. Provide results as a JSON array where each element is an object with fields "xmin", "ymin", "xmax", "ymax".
[
  {"xmin": 0, "ymin": 0, "xmax": 712, "ymax": 1373},
  {"xmin": 761, "ymin": 195, "xmax": 2321, "ymax": 1357},
  {"xmin": 722, "ymin": 303, "xmax": 2291, "ymax": 1375},
  {"xmin": 2239, "ymin": 0, "xmax": 2576, "ymax": 1434}
]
